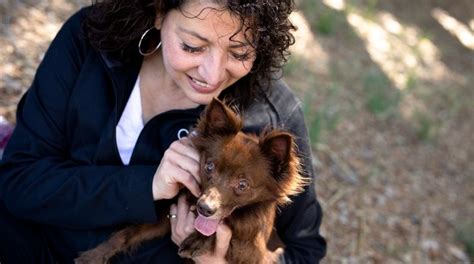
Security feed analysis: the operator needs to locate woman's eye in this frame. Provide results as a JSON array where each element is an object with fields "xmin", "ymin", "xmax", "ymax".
[
  {"xmin": 181, "ymin": 43, "xmax": 204, "ymax": 53},
  {"xmin": 205, "ymin": 161, "xmax": 215, "ymax": 173},
  {"xmin": 237, "ymin": 179, "xmax": 249, "ymax": 191},
  {"xmin": 231, "ymin": 52, "xmax": 251, "ymax": 61}
]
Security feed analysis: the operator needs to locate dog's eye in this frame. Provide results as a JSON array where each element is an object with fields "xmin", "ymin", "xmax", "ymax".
[
  {"xmin": 205, "ymin": 161, "xmax": 215, "ymax": 173},
  {"xmin": 237, "ymin": 179, "xmax": 250, "ymax": 191}
]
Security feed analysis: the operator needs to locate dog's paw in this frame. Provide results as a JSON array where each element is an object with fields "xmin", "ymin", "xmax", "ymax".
[
  {"xmin": 178, "ymin": 239, "xmax": 204, "ymax": 258},
  {"xmin": 262, "ymin": 248, "xmax": 284, "ymax": 264},
  {"xmin": 178, "ymin": 233, "xmax": 214, "ymax": 259},
  {"xmin": 74, "ymin": 252, "xmax": 106, "ymax": 264}
]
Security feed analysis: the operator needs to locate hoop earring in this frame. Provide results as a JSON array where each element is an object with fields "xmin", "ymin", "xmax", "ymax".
[{"xmin": 138, "ymin": 27, "xmax": 162, "ymax": 56}]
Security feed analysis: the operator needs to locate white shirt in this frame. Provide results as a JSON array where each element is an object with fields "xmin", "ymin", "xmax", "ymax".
[{"xmin": 116, "ymin": 77, "xmax": 144, "ymax": 165}]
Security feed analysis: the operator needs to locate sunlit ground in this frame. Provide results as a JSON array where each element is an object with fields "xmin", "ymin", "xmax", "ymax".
[
  {"xmin": 289, "ymin": 0, "xmax": 473, "ymax": 262},
  {"xmin": 290, "ymin": 11, "xmax": 330, "ymax": 76},
  {"xmin": 431, "ymin": 7, "xmax": 474, "ymax": 50},
  {"xmin": 290, "ymin": 0, "xmax": 472, "ymax": 120}
]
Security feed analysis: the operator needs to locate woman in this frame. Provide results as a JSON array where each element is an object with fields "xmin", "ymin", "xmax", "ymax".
[{"xmin": 0, "ymin": 0, "xmax": 326, "ymax": 263}]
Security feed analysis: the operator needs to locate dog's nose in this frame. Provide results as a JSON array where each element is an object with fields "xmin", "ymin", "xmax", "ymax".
[{"xmin": 197, "ymin": 202, "xmax": 216, "ymax": 217}]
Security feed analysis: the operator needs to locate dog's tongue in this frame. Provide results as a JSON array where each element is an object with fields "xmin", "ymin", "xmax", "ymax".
[{"xmin": 194, "ymin": 214, "xmax": 220, "ymax": 236}]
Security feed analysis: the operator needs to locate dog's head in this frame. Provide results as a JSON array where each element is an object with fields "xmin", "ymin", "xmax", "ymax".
[{"xmin": 190, "ymin": 98, "xmax": 307, "ymax": 236}]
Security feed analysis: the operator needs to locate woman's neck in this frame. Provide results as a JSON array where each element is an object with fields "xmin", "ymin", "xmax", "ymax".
[{"xmin": 139, "ymin": 52, "xmax": 198, "ymax": 123}]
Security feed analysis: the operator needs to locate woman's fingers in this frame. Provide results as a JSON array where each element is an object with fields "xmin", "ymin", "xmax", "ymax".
[
  {"xmin": 169, "ymin": 203, "xmax": 179, "ymax": 245},
  {"xmin": 191, "ymin": 223, "xmax": 232, "ymax": 264},
  {"xmin": 166, "ymin": 142, "xmax": 201, "ymax": 184},
  {"xmin": 172, "ymin": 136, "xmax": 200, "ymax": 162},
  {"xmin": 214, "ymin": 223, "xmax": 232, "ymax": 257},
  {"xmin": 153, "ymin": 162, "xmax": 199, "ymax": 200},
  {"xmin": 185, "ymin": 210, "xmax": 196, "ymax": 235},
  {"xmin": 168, "ymin": 165, "xmax": 201, "ymax": 198},
  {"xmin": 175, "ymin": 194, "xmax": 190, "ymax": 237},
  {"xmin": 170, "ymin": 194, "xmax": 197, "ymax": 246},
  {"xmin": 152, "ymin": 138, "xmax": 202, "ymax": 200}
]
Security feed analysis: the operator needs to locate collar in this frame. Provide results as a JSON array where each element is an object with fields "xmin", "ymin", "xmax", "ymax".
[{"xmin": 99, "ymin": 51, "xmax": 144, "ymax": 122}]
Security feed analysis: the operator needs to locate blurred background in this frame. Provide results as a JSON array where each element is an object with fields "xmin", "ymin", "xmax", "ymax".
[{"xmin": 0, "ymin": 0, "xmax": 473, "ymax": 263}]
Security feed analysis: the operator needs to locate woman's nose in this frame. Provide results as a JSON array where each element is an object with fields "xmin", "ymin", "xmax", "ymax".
[{"xmin": 198, "ymin": 50, "xmax": 227, "ymax": 86}]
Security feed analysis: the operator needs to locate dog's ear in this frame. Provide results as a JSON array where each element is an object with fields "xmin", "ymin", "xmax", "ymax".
[
  {"xmin": 202, "ymin": 98, "xmax": 242, "ymax": 136},
  {"xmin": 260, "ymin": 132, "xmax": 293, "ymax": 175},
  {"xmin": 261, "ymin": 131, "xmax": 306, "ymax": 204}
]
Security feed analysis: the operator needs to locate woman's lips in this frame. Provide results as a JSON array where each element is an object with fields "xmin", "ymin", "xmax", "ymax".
[{"xmin": 187, "ymin": 75, "xmax": 220, "ymax": 94}]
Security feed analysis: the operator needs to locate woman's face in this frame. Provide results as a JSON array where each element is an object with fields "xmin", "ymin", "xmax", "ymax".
[{"xmin": 156, "ymin": 0, "xmax": 256, "ymax": 105}]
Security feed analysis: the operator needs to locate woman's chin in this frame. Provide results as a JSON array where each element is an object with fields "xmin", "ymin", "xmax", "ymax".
[
  {"xmin": 184, "ymin": 94, "xmax": 216, "ymax": 106},
  {"xmin": 183, "ymin": 89, "xmax": 224, "ymax": 106}
]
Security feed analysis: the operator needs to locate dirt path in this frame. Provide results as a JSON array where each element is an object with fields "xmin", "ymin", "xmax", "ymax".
[{"xmin": 289, "ymin": 0, "xmax": 473, "ymax": 262}]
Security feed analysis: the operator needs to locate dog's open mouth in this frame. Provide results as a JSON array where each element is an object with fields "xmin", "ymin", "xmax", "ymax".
[{"xmin": 194, "ymin": 214, "xmax": 221, "ymax": 236}]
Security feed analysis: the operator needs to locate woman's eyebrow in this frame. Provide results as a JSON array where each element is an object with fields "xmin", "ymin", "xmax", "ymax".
[
  {"xmin": 229, "ymin": 42, "xmax": 249, "ymax": 49},
  {"xmin": 178, "ymin": 26, "xmax": 251, "ymax": 48},
  {"xmin": 178, "ymin": 26, "xmax": 208, "ymax": 42}
]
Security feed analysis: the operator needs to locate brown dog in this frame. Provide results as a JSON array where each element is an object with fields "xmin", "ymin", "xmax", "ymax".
[{"xmin": 75, "ymin": 98, "xmax": 307, "ymax": 263}]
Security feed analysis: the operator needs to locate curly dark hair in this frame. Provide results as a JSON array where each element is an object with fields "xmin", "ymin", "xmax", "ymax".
[{"xmin": 85, "ymin": 0, "xmax": 296, "ymax": 108}]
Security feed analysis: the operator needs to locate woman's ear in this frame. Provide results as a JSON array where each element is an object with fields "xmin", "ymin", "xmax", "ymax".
[{"xmin": 154, "ymin": 15, "xmax": 164, "ymax": 30}]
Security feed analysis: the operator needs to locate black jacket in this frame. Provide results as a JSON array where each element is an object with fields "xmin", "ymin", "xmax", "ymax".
[{"xmin": 0, "ymin": 7, "xmax": 326, "ymax": 263}]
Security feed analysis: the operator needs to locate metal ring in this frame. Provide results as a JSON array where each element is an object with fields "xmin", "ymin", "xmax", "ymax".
[
  {"xmin": 138, "ymin": 27, "xmax": 162, "ymax": 56},
  {"xmin": 177, "ymin": 128, "xmax": 189, "ymax": 139},
  {"xmin": 167, "ymin": 214, "xmax": 177, "ymax": 219}
]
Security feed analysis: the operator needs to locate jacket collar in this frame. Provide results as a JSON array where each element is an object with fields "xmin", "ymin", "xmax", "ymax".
[{"xmin": 99, "ymin": 51, "xmax": 143, "ymax": 121}]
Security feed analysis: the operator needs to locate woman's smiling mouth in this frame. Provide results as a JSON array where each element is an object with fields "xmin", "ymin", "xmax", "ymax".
[{"xmin": 187, "ymin": 75, "xmax": 221, "ymax": 94}]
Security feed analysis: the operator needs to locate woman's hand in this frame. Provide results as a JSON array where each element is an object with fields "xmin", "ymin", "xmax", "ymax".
[
  {"xmin": 152, "ymin": 137, "xmax": 201, "ymax": 200},
  {"xmin": 169, "ymin": 194, "xmax": 197, "ymax": 244},
  {"xmin": 170, "ymin": 194, "xmax": 231, "ymax": 264},
  {"xmin": 192, "ymin": 224, "xmax": 231, "ymax": 264}
]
